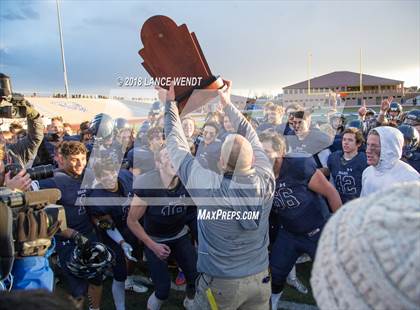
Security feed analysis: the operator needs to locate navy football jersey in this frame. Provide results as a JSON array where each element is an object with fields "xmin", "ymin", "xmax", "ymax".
[
  {"xmin": 327, "ymin": 151, "xmax": 367, "ymax": 204},
  {"xmin": 63, "ymin": 134, "xmax": 81, "ymax": 142},
  {"xmin": 405, "ymin": 150, "xmax": 420, "ymax": 173},
  {"xmin": 123, "ymin": 145, "xmax": 133, "ymax": 159},
  {"xmin": 133, "ymin": 170, "xmax": 191, "ymax": 239},
  {"xmin": 195, "ymin": 140, "xmax": 222, "ymax": 173},
  {"xmin": 127, "ymin": 146, "xmax": 155, "ymax": 174},
  {"xmin": 329, "ymin": 133, "xmax": 343, "ymax": 153},
  {"xmin": 87, "ymin": 169, "xmax": 134, "ymax": 229},
  {"xmin": 38, "ymin": 170, "xmax": 93, "ymax": 234},
  {"xmin": 272, "ymin": 156, "xmax": 330, "ymax": 234}
]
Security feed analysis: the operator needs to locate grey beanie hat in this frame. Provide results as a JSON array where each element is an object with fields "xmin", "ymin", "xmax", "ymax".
[{"xmin": 311, "ymin": 181, "xmax": 420, "ymax": 310}]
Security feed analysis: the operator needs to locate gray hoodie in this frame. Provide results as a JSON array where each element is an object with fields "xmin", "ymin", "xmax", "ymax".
[
  {"xmin": 361, "ymin": 126, "xmax": 419, "ymax": 196},
  {"xmin": 164, "ymin": 101, "xmax": 275, "ymax": 278}
]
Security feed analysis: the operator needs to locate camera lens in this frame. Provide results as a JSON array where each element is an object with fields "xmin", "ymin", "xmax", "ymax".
[{"xmin": 27, "ymin": 164, "xmax": 54, "ymax": 180}]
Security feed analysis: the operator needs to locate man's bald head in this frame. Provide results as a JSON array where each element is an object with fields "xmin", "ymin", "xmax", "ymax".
[{"xmin": 220, "ymin": 134, "xmax": 253, "ymax": 173}]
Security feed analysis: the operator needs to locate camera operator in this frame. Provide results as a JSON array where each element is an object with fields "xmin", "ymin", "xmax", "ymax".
[
  {"xmin": 0, "ymin": 73, "xmax": 44, "ymax": 169},
  {"xmin": 0, "ymin": 147, "xmax": 56, "ymax": 193},
  {"xmin": 38, "ymin": 141, "xmax": 106, "ymax": 310}
]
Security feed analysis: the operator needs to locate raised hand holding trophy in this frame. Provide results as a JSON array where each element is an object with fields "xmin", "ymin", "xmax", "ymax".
[{"xmin": 139, "ymin": 15, "xmax": 225, "ymax": 115}]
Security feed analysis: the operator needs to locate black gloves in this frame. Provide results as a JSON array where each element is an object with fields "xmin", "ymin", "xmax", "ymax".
[{"xmin": 23, "ymin": 100, "xmax": 40, "ymax": 120}]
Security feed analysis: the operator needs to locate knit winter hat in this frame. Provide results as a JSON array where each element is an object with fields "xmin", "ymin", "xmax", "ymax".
[{"xmin": 311, "ymin": 181, "xmax": 420, "ymax": 310}]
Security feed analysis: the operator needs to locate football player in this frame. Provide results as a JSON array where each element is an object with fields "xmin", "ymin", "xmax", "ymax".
[
  {"xmin": 256, "ymin": 104, "xmax": 286, "ymax": 134},
  {"xmin": 327, "ymin": 127, "xmax": 368, "ymax": 204},
  {"xmin": 38, "ymin": 141, "xmax": 103, "ymax": 310},
  {"xmin": 288, "ymin": 109, "xmax": 333, "ymax": 171},
  {"xmin": 126, "ymin": 126, "xmax": 164, "ymax": 176},
  {"xmin": 404, "ymin": 109, "xmax": 420, "ymax": 134},
  {"xmin": 195, "ymin": 121, "xmax": 222, "ymax": 173},
  {"xmin": 328, "ymin": 113, "xmax": 346, "ymax": 153},
  {"xmin": 87, "ymin": 155, "xmax": 148, "ymax": 310},
  {"xmin": 127, "ymin": 145, "xmax": 197, "ymax": 310},
  {"xmin": 260, "ymin": 133, "xmax": 342, "ymax": 310},
  {"xmin": 377, "ymin": 97, "xmax": 403, "ymax": 127},
  {"xmin": 398, "ymin": 124, "xmax": 420, "ymax": 173}
]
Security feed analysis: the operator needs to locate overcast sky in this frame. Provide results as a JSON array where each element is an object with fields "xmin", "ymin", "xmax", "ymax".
[{"xmin": 1, "ymin": 0, "xmax": 419, "ymax": 96}]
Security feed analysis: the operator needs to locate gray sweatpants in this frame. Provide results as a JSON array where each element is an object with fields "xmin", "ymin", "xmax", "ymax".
[{"xmin": 193, "ymin": 269, "xmax": 271, "ymax": 310}]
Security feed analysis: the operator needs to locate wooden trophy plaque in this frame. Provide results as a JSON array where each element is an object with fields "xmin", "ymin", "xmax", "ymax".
[{"xmin": 139, "ymin": 15, "xmax": 224, "ymax": 115}]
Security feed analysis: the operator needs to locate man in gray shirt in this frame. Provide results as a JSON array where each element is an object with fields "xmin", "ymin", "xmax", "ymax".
[{"xmin": 164, "ymin": 80, "xmax": 275, "ymax": 310}]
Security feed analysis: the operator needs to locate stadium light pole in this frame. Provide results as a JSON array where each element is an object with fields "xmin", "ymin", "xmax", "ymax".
[
  {"xmin": 307, "ymin": 52, "xmax": 312, "ymax": 94},
  {"xmin": 359, "ymin": 48, "xmax": 363, "ymax": 92},
  {"xmin": 56, "ymin": 0, "xmax": 70, "ymax": 99}
]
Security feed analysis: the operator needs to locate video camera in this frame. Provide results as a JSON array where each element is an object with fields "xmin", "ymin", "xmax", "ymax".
[
  {"xmin": 0, "ymin": 187, "xmax": 66, "ymax": 227},
  {"xmin": 5, "ymin": 164, "xmax": 55, "ymax": 181},
  {"xmin": 0, "ymin": 187, "xmax": 67, "ymax": 231},
  {"xmin": 0, "ymin": 73, "xmax": 27, "ymax": 119},
  {"xmin": 0, "ymin": 188, "xmax": 67, "ymax": 281}
]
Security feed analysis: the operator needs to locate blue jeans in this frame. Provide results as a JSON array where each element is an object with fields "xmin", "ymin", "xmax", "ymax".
[{"xmin": 144, "ymin": 234, "xmax": 197, "ymax": 300}]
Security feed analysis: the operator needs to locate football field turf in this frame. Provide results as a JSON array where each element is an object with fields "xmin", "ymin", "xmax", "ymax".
[{"xmin": 56, "ymin": 262, "xmax": 316, "ymax": 309}]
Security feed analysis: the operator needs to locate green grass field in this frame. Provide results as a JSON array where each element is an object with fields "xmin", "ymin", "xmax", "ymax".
[{"xmin": 55, "ymin": 261, "xmax": 316, "ymax": 309}]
